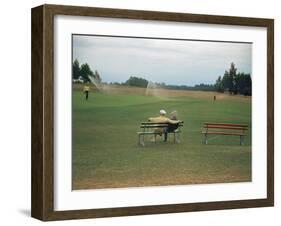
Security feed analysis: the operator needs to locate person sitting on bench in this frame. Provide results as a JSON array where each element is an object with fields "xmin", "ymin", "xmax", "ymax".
[
  {"xmin": 148, "ymin": 110, "xmax": 180, "ymax": 142},
  {"xmin": 164, "ymin": 111, "xmax": 180, "ymax": 142}
]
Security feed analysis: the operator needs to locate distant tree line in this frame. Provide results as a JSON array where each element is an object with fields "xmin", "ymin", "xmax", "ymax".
[
  {"xmin": 124, "ymin": 76, "xmax": 149, "ymax": 87},
  {"xmin": 214, "ymin": 63, "xmax": 252, "ymax": 96},
  {"xmin": 72, "ymin": 59, "xmax": 102, "ymax": 83},
  {"xmin": 122, "ymin": 76, "xmax": 216, "ymax": 91},
  {"xmin": 73, "ymin": 59, "xmax": 251, "ymax": 96},
  {"xmin": 165, "ymin": 84, "xmax": 215, "ymax": 91},
  {"xmin": 122, "ymin": 64, "xmax": 251, "ymax": 96}
]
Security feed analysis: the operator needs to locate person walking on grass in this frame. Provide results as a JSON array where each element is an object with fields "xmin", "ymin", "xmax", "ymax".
[
  {"xmin": 83, "ymin": 85, "xmax": 90, "ymax": 100},
  {"xmin": 148, "ymin": 109, "xmax": 181, "ymax": 142}
]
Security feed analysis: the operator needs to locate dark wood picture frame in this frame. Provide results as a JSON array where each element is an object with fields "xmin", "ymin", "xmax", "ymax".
[{"xmin": 31, "ymin": 4, "xmax": 274, "ymax": 221}]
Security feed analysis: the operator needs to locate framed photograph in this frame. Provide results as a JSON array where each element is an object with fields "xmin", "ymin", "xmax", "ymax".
[{"xmin": 31, "ymin": 4, "xmax": 274, "ymax": 221}]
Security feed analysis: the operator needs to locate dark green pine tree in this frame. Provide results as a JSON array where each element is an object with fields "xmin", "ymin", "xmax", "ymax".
[{"xmin": 72, "ymin": 59, "xmax": 80, "ymax": 80}]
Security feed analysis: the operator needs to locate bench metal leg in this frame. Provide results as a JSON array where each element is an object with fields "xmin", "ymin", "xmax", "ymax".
[
  {"xmin": 177, "ymin": 132, "xmax": 181, "ymax": 143},
  {"xmin": 204, "ymin": 134, "xmax": 208, "ymax": 144},
  {"xmin": 164, "ymin": 132, "xmax": 168, "ymax": 142},
  {"xmin": 240, "ymin": 135, "xmax": 245, "ymax": 145},
  {"xmin": 138, "ymin": 134, "xmax": 145, "ymax": 147},
  {"xmin": 138, "ymin": 134, "xmax": 141, "ymax": 146}
]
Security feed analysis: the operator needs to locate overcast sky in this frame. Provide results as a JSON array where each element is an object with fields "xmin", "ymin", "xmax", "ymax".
[{"xmin": 72, "ymin": 35, "xmax": 252, "ymax": 86}]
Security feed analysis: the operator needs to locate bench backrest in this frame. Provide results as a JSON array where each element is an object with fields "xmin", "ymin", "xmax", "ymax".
[
  {"xmin": 141, "ymin": 121, "xmax": 184, "ymax": 129},
  {"xmin": 203, "ymin": 122, "xmax": 248, "ymax": 132}
]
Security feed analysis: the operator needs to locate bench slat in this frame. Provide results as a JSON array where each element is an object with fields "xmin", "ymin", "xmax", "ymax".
[
  {"xmin": 202, "ymin": 131, "xmax": 245, "ymax": 136},
  {"xmin": 141, "ymin": 124, "xmax": 183, "ymax": 128},
  {"xmin": 138, "ymin": 132, "xmax": 159, "ymax": 135},
  {"xmin": 141, "ymin": 121, "xmax": 183, "ymax": 124},
  {"xmin": 138, "ymin": 130, "xmax": 181, "ymax": 134},
  {"xmin": 204, "ymin": 122, "xmax": 248, "ymax": 127},
  {"xmin": 203, "ymin": 125, "xmax": 248, "ymax": 130}
]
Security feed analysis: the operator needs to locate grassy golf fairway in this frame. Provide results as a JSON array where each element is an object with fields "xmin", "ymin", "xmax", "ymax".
[{"xmin": 72, "ymin": 86, "xmax": 251, "ymax": 190}]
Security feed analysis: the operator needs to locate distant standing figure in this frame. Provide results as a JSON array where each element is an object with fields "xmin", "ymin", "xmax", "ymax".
[
  {"xmin": 213, "ymin": 95, "xmax": 216, "ymax": 101},
  {"xmin": 83, "ymin": 85, "xmax": 90, "ymax": 100}
]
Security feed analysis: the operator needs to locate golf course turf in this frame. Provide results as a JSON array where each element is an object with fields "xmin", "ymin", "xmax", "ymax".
[{"xmin": 72, "ymin": 86, "xmax": 252, "ymax": 190}]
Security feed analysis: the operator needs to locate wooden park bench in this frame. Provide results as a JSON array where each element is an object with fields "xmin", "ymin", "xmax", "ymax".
[
  {"xmin": 202, "ymin": 122, "xmax": 248, "ymax": 145},
  {"xmin": 138, "ymin": 121, "xmax": 184, "ymax": 146}
]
